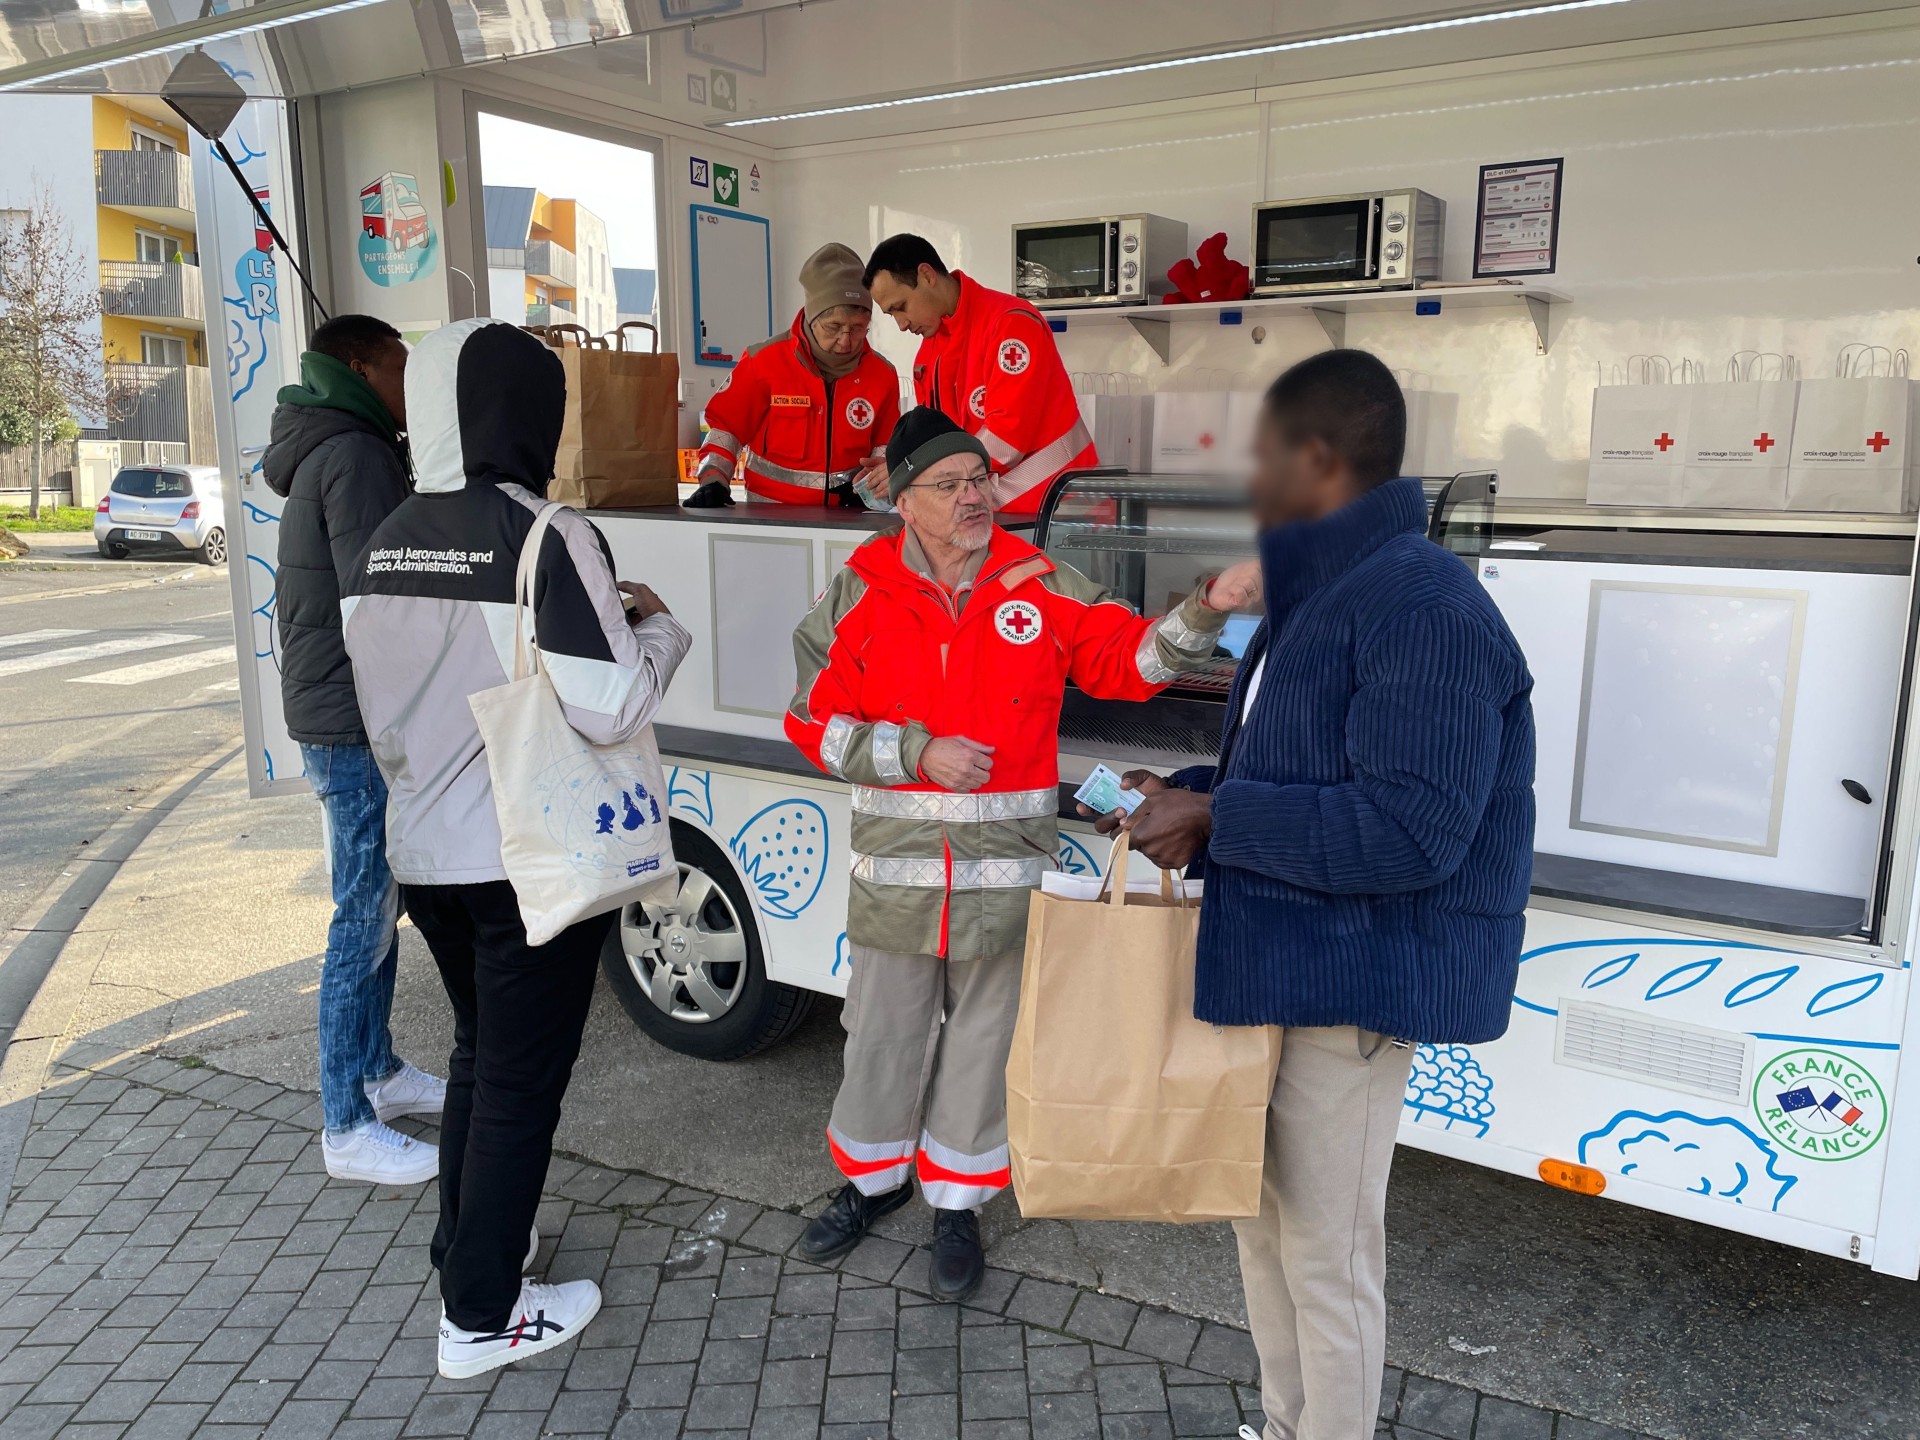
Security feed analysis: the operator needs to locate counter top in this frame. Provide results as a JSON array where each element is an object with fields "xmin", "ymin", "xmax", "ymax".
[
  {"xmin": 1530, "ymin": 852, "xmax": 1867, "ymax": 938},
  {"xmin": 1493, "ymin": 528, "xmax": 1912, "ymax": 575},
  {"xmin": 588, "ymin": 502, "xmax": 1035, "ymax": 534}
]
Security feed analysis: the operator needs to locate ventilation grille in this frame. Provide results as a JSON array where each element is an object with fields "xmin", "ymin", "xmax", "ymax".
[{"xmin": 1555, "ymin": 999, "xmax": 1751, "ymax": 1102}]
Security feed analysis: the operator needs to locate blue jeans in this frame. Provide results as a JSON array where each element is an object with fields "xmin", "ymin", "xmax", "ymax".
[{"xmin": 302, "ymin": 743, "xmax": 403, "ymax": 1135}]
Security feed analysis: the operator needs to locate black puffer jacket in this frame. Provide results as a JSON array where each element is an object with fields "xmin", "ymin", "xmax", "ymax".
[{"xmin": 263, "ymin": 405, "xmax": 409, "ymax": 745}]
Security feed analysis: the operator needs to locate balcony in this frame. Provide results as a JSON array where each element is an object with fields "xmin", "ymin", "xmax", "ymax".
[
  {"xmin": 95, "ymin": 148, "xmax": 195, "ymax": 228},
  {"xmin": 104, "ymin": 362, "xmax": 216, "ymax": 465},
  {"xmin": 100, "ymin": 260, "xmax": 204, "ymax": 328},
  {"xmin": 526, "ymin": 302, "xmax": 577, "ymax": 329},
  {"xmin": 525, "ymin": 239, "xmax": 577, "ymax": 289}
]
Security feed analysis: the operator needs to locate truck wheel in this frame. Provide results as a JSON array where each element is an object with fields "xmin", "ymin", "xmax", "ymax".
[{"xmin": 600, "ymin": 818, "xmax": 815, "ymax": 1061}]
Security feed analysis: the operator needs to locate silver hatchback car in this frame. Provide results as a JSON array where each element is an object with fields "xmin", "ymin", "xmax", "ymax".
[{"xmin": 94, "ymin": 464, "xmax": 228, "ymax": 565}]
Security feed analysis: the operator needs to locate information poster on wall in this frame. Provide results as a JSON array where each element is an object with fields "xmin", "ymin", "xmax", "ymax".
[{"xmin": 1474, "ymin": 157, "xmax": 1563, "ymax": 278}]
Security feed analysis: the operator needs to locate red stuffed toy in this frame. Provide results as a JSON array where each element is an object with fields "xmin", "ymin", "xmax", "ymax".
[{"xmin": 1163, "ymin": 232, "xmax": 1250, "ymax": 304}]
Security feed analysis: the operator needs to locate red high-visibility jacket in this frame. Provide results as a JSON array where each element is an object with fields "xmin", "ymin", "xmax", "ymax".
[
  {"xmin": 784, "ymin": 524, "xmax": 1223, "ymax": 961},
  {"xmin": 911, "ymin": 273, "xmax": 1096, "ymax": 516},
  {"xmin": 698, "ymin": 311, "xmax": 900, "ymax": 504}
]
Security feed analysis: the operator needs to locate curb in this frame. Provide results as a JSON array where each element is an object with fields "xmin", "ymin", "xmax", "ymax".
[
  {"xmin": 0, "ymin": 742, "xmax": 241, "ymax": 1199},
  {"xmin": 0, "ymin": 566, "xmax": 214, "ymax": 606}
]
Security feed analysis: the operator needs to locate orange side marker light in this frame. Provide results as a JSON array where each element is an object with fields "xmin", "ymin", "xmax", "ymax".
[{"xmin": 1538, "ymin": 1159, "xmax": 1606, "ymax": 1196}]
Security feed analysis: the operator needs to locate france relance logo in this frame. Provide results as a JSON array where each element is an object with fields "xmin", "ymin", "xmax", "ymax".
[{"xmin": 994, "ymin": 600, "xmax": 1042, "ymax": 645}]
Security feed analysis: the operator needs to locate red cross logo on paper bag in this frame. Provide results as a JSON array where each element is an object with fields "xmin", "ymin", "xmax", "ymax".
[
  {"xmin": 1753, "ymin": 433, "xmax": 1775, "ymax": 452},
  {"xmin": 1868, "ymin": 431, "xmax": 1892, "ymax": 453},
  {"xmin": 997, "ymin": 339, "xmax": 1031, "ymax": 375},
  {"xmin": 994, "ymin": 599, "xmax": 1043, "ymax": 645},
  {"xmin": 1653, "ymin": 433, "xmax": 1675, "ymax": 452},
  {"xmin": 1198, "ymin": 433, "xmax": 1216, "ymax": 450}
]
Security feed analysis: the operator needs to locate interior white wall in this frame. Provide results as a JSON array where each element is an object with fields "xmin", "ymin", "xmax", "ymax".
[{"xmin": 775, "ymin": 18, "xmax": 1920, "ymax": 497}]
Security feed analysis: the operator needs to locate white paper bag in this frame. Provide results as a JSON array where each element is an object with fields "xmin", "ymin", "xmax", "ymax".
[
  {"xmin": 1587, "ymin": 384, "xmax": 1689, "ymax": 506},
  {"xmin": 468, "ymin": 505, "xmax": 677, "ymax": 945},
  {"xmin": 1680, "ymin": 379, "xmax": 1797, "ymax": 509},
  {"xmin": 1151, "ymin": 392, "xmax": 1232, "ymax": 473},
  {"xmin": 1079, "ymin": 393, "xmax": 1154, "ymax": 474},
  {"xmin": 1787, "ymin": 378, "xmax": 1918, "ymax": 513}
]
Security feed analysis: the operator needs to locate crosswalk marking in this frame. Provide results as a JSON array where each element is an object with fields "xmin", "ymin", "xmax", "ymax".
[
  {"xmin": 0, "ymin": 628, "xmax": 89, "ymax": 652},
  {"xmin": 74, "ymin": 648, "xmax": 235, "ymax": 687},
  {"xmin": 0, "ymin": 633, "xmax": 196, "ymax": 680},
  {"xmin": 202, "ymin": 677, "xmax": 241, "ymax": 693}
]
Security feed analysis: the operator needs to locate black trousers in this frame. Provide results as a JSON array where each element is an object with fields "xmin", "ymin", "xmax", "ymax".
[{"xmin": 406, "ymin": 880, "xmax": 613, "ymax": 1331}]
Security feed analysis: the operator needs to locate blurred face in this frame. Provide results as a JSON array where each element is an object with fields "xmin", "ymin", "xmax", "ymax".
[
  {"xmin": 1248, "ymin": 408, "xmax": 1348, "ymax": 531},
  {"xmin": 809, "ymin": 305, "xmax": 871, "ymax": 355},
  {"xmin": 869, "ymin": 264, "xmax": 949, "ymax": 339},
  {"xmin": 354, "ymin": 337, "xmax": 409, "ymax": 431},
  {"xmin": 897, "ymin": 451, "xmax": 994, "ymax": 552}
]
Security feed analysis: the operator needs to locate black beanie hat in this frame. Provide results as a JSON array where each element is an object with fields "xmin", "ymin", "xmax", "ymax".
[{"xmin": 885, "ymin": 407, "xmax": 989, "ymax": 501}]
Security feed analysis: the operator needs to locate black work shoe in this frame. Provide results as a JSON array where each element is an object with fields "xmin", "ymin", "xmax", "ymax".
[
  {"xmin": 797, "ymin": 1180, "xmax": 914, "ymax": 1263},
  {"xmin": 929, "ymin": 1208, "xmax": 985, "ymax": 1302}
]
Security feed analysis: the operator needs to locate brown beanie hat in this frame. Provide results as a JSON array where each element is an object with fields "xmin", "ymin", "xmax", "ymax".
[{"xmin": 801, "ymin": 243, "xmax": 871, "ymax": 323}]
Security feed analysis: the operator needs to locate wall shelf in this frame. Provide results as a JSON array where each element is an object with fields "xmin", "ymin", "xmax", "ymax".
[{"xmin": 1044, "ymin": 283, "xmax": 1569, "ymax": 362}]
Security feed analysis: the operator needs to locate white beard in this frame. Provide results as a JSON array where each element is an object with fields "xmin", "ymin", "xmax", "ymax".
[{"xmin": 950, "ymin": 524, "xmax": 991, "ymax": 552}]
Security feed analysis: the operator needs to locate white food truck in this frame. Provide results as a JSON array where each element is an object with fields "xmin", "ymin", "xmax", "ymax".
[{"xmin": 20, "ymin": 0, "xmax": 1920, "ymax": 1280}]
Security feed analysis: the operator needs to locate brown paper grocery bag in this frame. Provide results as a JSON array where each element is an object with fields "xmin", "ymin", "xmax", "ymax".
[
  {"xmin": 544, "ymin": 322, "xmax": 681, "ymax": 509},
  {"xmin": 1006, "ymin": 835, "xmax": 1282, "ymax": 1223}
]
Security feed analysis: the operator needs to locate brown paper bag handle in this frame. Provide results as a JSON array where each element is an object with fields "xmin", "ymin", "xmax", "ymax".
[
  {"xmin": 542, "ymin": 323, "xmax": 597, "ymax": 350},
  {"xmin": 611, "ymin": 320, "xmax": 660, "ymax": 353},
  {"xmin": 1097, "ymin": 833, "xmax": 1193, "ymax": 908}
]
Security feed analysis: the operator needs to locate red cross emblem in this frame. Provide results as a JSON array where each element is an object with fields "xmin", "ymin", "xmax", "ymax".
[
  {"xmin": 1753, "ymin": 432, "xmax": 1775, "ymax": 452},
  {"xmin": 844, "ymin": 397, "xmax": 875, "ymax": 430},
  {"xmin": 1653, "ymin": 432, "xmax": 1675, "ymax": 452},
  {"xmin": 1198, "ymin": 432, "xmax": 1215, "ymax": 450},
  {"xmin": 997, "ymin": 339, "xmax": 1030, "ymax": 375},
  {"xmin": 1868, "ymin": 431, "xmax": 1892, "ymax": 453},
  {"xmin": 994, "ymin": 599, "xmax": 1042, "ymax": 645}
]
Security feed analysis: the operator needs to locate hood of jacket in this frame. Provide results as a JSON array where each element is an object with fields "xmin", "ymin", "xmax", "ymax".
[
  {"xmin": 407, "ymin": 317, "xmax": 567, "ymax": 496},
  {"xmin": 262, "ymin": 401, "xmax": 394, "ymax": 499}
]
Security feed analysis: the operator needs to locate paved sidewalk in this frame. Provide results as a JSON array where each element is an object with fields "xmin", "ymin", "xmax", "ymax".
[{"xmin": 0, "ymin": 1052, "xmax": 1643, "ymax": 1440}]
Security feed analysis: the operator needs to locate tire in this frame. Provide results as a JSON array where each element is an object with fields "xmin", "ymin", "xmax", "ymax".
[
  {"xmin": 107, "ymin": 543, "xmax": 129, "ymax": 559},
  {"xmin": 197, "ymin": 527, "xmax": 227, "ymax": 565},
  {"xmin": 600, "ymin": 818, "xmax": 815, "ymax": 1061}
]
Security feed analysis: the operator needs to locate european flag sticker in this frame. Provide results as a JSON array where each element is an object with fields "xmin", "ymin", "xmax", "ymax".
[{"xmin": 1777, "ymin": 1086, "xmax": 1819, "ymax": 1113}]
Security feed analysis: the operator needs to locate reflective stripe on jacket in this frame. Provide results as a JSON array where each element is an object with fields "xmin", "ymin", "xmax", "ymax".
[
  {"xmin": 785, "ymin": 525, "xmax": 1226, "ymax": 960},
  {"xmin": 698, "ymin": 311, "xmax": 900, "ymax": 504},
  {"xmin": 911, "ymin": 273, "xmax": 1097, "ymax": 517}
]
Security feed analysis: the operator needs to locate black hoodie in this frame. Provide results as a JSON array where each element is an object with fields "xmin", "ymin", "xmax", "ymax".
[{"xmin": 262, "ymin": 393, "xmax": 410, "ymax": 746}]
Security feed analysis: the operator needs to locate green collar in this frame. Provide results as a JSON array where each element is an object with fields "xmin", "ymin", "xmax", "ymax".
[{"xmin": 276, "ymin": 351, "xmax": 397, "ymax": 440}]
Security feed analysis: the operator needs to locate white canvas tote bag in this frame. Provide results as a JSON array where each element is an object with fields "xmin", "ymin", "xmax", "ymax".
[{"xmin": 469, "ymin": 503, "xmax": 676, "ymax": 945}]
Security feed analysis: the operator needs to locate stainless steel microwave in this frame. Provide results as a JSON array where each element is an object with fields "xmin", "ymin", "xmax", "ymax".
[
  {"xmin": 1250, "ymin": 190, "xmax": 1444, "ymax": 294},
  {"xmin": 1012, "ymin": 214, "xmax": 1188, "ymax": 308}
]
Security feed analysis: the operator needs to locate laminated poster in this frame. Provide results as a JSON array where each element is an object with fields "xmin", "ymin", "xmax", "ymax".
[{"xmin": 1474, "ymin": 158, "xmax": 1562, "ymax": 278}]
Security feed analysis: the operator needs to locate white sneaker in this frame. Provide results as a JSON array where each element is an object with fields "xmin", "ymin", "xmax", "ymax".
[
  {"xmin": 365, "ymin": 1061, "xmax": 446, "ymax": 1122},
  {"xmin": 322, "ymin": 1120, "xmax": 439, "ymax": 1185},
  {"xmin": 437, "ymin": 1278, "xmax": 601, "ymax": 1378},
  {"xmin": 524, "ymin": 1225, "xmax": 540, "ymax": 1273},
  {"xmin": 1238, "ymin": 1428, "xmax": 1262, "ymax": 1440}
]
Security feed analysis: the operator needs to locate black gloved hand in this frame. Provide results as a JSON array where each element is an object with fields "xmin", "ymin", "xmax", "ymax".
[{"xmin": 682, "ymin": 480, "xmax": 736, "ymax": 509}]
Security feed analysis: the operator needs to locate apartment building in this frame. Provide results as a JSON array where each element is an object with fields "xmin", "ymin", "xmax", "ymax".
[{"xmin": 483, "ymin": 185, "xmax": 618, "ymax": 335}]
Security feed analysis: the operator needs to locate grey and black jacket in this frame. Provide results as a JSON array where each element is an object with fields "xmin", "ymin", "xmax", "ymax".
[
  {"xmin": 263, "ymin": 403, "xmax": 408, "ymax": 745},
  {"xmin": 340, "ymin": 318, "xmax": 691, "ymax": 887}
]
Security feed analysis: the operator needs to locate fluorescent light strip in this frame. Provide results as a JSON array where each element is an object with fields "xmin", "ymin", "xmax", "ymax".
[
  {"xmin": 722, "ymin": 0, "xmax": 1639, "ymax": 126},
  {"xmin": 0, "ymin": 0, "xmax": 390, "ymax": 93}
]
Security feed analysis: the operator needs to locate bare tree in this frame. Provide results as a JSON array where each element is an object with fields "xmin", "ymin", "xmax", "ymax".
[{"xmin": 0, "ymin": 183, "xmax": 105, "ymax": 519}]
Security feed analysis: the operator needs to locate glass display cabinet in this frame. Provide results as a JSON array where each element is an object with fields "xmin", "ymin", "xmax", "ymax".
[{"xmin": 1034, "ymin": 468, "xmax": 1498, "ymax": 761}]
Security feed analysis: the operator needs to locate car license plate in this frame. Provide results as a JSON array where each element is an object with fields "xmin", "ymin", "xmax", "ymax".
[{"xmin": 125, "ymin": 529, "xmax": 162, "ymax": 541}]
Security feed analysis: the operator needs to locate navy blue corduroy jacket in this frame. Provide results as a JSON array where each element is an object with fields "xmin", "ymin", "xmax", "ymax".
[{"xmin": 1171, "ymin": 477, "xmax": 1536, "ymax": 1043}]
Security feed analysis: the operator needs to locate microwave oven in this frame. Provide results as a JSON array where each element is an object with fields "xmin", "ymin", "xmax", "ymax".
[
  {"xmin": 1250, "ymin": 190, "xmax": 1444, "ymax": 294},
  {"xmin": 1011, "ymin": 214, "xmax": 1188, "ymax": 308}
]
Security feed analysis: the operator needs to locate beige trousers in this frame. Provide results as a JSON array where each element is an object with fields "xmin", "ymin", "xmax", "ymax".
[
  {"xmin": 826, "ymin": 943, "xmax": 1024, "ymax": 1210},
  {"xmin": 1234, "ymin": 1025, "xmax": 1416, "ymax": 1440}
]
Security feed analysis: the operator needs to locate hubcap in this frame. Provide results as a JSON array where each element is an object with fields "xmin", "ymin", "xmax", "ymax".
[
  {"xmin": 620, "ymin": 864, "xmax": 748, "ymax": 1024},
  {"xmin": 204, "ymin": 530, "xmax": 226, "ymax": 563}
]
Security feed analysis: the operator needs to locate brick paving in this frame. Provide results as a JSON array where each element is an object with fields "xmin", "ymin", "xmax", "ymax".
[{"xmin": 0, "ymin": 1054, "xmax": 1653, "ymax": 1440}]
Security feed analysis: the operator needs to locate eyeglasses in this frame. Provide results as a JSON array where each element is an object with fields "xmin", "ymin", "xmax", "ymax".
[
  {"xmin": 907, "ymin": 471, "xmax": 992, "ymax": 498},
  {"xmin": 812, "ymin": 319, "xmax": 868, "ymax": 343}
]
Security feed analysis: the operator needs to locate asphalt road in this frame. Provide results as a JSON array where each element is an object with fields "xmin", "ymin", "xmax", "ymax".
[{"xmin": 0, "ymin": 553, "xmax": 243, "ymax": 937}]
